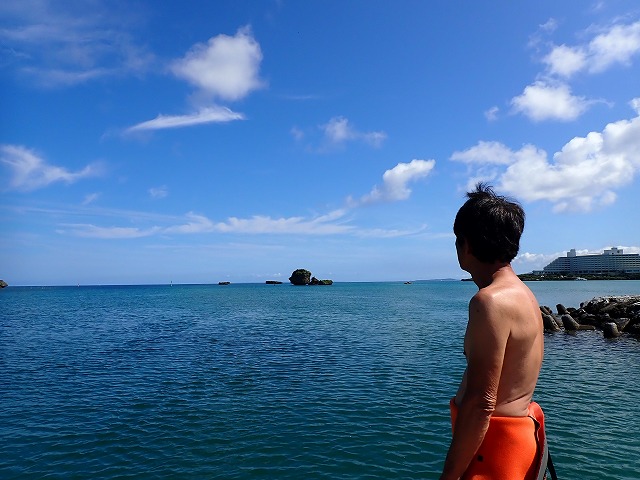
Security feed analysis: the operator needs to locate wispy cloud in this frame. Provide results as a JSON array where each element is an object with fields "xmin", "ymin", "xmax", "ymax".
[
  {"xmin": 451, "ymin": 98, "xmax": 640, "ymax": 212},
  {"xmin": 352, "ymin": 159, "xmax": 436, "ymax": 206},
  {"xmin": 484, "ymin": 106, "xmax": 499, "ymax": 121},
  {"xmin": 165, "ymin": 212, "xmax": 214, "ymax": 234},
  {"xmin": 0, "ymin": 0, "xmax": 154, "ymax": 87},
  {"xmin": 82, "ymin": 192, "xmax": 101, "ymax": 205},
  {"xmin": 58, "ymin": 209, "xmax": 353, "ymax": 239},
  {"xmin": 128, "ymin": 107, "xmax": 244, "ymax": 132},
  {"xmin": 320, "ymin": 116, "xmax": 387, "ymax": 148},
  {"xmin": 59, "ymin": 224, "xmax": 162, "ymax": 239},
  {"xmin": 290, "ymin": 126, "xmax": 305, "ymax": 141},
  {"xmin": 355, "ymin": 225, "xmax": 429, "ymax": 238},
  {"xmin": 148, "ymin": 186, "xmax": 168, "ymax": 199},
  {"xmin": 54, "ymin": 194, "xmax": 431, "ymax": 240},
  {"xmin": 0, "ymin": 144, "xmax": 102, "ymax": 191}
]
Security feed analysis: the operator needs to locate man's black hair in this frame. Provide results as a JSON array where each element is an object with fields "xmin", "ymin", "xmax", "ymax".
[{"xmin": 453, "ymin": 183, "xmax": 525, "ymax": 263}]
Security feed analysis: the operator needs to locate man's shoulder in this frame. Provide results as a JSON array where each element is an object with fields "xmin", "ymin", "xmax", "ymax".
[
  {"xmin": 470, "ymin": 282, "xmax": 526, "ymax": 318},
  {"xmin": 469, "ymin": 285, "xmax": 503, "ymax": 308}
]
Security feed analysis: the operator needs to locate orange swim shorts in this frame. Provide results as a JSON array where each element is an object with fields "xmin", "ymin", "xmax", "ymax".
[{"xmin": 450, "ymin": 398, "xmax": 547, "ymax": 480}]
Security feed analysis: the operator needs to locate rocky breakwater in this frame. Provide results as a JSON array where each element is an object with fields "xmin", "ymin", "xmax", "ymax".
[{"xmin": 541, "ymin": 295, "xmax": 640, "ymax": 340}]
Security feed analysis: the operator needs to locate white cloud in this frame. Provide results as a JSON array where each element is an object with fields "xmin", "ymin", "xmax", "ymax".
[
  {"xmin": 587, "ymin": 21, "xmax": 640, "ymax": 73},
  {"xmin": 362, "ymin": 131, "xmax": 387, "ymax": 148},
  {"xmin": 127, "ymin": 106, "xmax": 244, "ymax": 132},
  {"xmin": 618, "ymin": 245, "xmax": 640, "ymax": 254},
  {"xmin": 511, "ymin": 81, "xmax": 592, "ymax": 122},
  {"xmin": 322, "ymin": 117, "xmax": 353, "ymax": 143},
  {"xmin": 543, "ymin": 20, "xmax": 640, "ymax": 78},
  {"xmin": 213, "ymin": 209, "xmax": 353, "ymax": 235},
  {"xmin": 320, "ymin": 116, "xmax": 387, "ymax": 149},
  {"xmin": 450, "ymin": 140, "xmax": 517, "ymax": 165},
  {"xmin": 170, "ymin": 26, "xmax": 264, "ymax": 101},
  {"xmin": 0, "ymin": 144, "xmax": 101, "ymax": 191},
  {"xmin": 148, "ymin": 186, "xmax": 168, "ymax": 199},
  {"xmin": 452, "ymin": 99, "xmax": 640, "ymax": 212},
  {"xmin": 513, "ymin": 251, "xmax": 564, "ymax": 269},
  {"xmin": 484, "ymin": 106, "xmax": 499, "ymax": 121},
  {"xmin": 355, "ymin": 159, "xmax": 436, "ymax": 205},
  {"xmin": 165, "ymin": 213, "xmax": 214, "ymax": 234},
  {"xmin": 543, "ymin": 45, "xmax": 586, "ymax": 77}
]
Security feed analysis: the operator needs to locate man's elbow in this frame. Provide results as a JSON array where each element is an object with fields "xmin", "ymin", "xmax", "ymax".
[{"xmin": 464, "ymin": 393, "xmax": 496, "ymax": 417}]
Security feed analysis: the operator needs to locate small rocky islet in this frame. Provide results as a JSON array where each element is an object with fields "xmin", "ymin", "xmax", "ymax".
[
  {"xmin": 288, "ymin": 269, "xmax": 333, "ymax": 286},
  {"xmin": 541, "ymin": 295, "xmax": 640, "ymax": 340}
]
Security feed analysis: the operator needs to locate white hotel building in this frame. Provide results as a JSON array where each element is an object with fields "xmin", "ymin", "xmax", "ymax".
[{"xmin": 541, "ymin": 248, "xmax": 640, "ymax": 275}]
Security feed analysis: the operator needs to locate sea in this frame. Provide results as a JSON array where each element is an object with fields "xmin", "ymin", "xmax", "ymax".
[{"xmin": 1, "ymin": 280, "xmax": 639, "ymax": 479}]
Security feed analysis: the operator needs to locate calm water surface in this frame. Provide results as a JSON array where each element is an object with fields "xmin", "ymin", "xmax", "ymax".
[{"xmin": 1, "ymin": 281, "xmax": 639, "ymax": 479}]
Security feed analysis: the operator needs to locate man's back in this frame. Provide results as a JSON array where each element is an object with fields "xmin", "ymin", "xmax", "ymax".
[
  {"xmin": 473, "ymin": 269, "xmax": 543, "ymax": 416},
  {"xmin": 454, "ymin": 268, "xmax": 543, "ymax": 417}
]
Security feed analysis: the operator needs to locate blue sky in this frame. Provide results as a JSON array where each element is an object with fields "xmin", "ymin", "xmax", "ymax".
[{"xmin": 1, "ymin": 0, "xmax": 639, "ymax": 285}]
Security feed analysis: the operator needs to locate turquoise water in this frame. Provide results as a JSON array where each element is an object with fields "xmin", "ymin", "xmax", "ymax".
[{"xmin": 1, "ymin": 281, "xmax": 638, "ymax": 479}]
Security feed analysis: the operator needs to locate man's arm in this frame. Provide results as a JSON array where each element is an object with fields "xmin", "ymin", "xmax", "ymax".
[{"xmin": 440, "ymin": 292, "xmax": 509, "ymax": 480}]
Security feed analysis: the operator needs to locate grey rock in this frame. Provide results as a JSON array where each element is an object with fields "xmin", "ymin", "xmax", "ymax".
[
  {"xmin": 602, "ymin": 322, "xmax": 621, "ymax": 339},
  {"xmin": 543, "ymin": 313, "xmax": 560, "ymax": 332}
]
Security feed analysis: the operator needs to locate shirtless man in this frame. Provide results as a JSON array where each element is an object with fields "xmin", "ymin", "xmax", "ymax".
[{"xmin": 440, "ymin": 184, "xmax": 544, "ymax": 480}]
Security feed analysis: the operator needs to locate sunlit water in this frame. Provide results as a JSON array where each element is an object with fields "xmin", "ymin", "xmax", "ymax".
[{"xmin": 1, "ymin": 281, "xmax": 638, "ymax": 479}]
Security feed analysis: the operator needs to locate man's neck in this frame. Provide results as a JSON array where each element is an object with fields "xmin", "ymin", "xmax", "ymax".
[{"xmin": 470, "ymin": 263, "xmax": 514, "ymax": 289}]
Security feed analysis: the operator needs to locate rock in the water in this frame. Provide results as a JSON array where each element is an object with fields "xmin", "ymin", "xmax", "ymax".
[
  {"xmin": 561, "ymin": 314, "xmax": 595, "ymax": 331},
  {"xmin": 543, "ymin": 313, "xmax": 560, "ymax": 332},
  {"xmin": 602, "ymin": 322, "xmax": 621, "ymax": 338},
  {"xmin": 614, "ymin": 318, "xmax": 631, "ymax": 331},
  {"xmin": 557, "ymin": 304, "xmax": 569, "ymax": 315},
  {"xmin": 540, "ymin": 306, "xmax": 553, "ymax": 316},
  {"xmin": 0, "ymin": 280, "xmax": 7, "ymax": 288},
  {"xmin": 561, "ymin": 314, "xmax": 579, "ymax": 331},
  {"xmin": 289, "ymin": 269, "xmax": 312, "ymax": 285},
  {"xmin": 310, "ymin": 276, "xmax": 333, "ymax": 285},
  {"xmin": 266, "ymin": 280, "xmax": 283, "ymax": 285},
  {"xmin": 577, "ymin": 313, "xmax": 598, "ymax": 326}
]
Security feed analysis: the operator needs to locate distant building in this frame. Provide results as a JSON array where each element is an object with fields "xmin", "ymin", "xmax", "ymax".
[{"xmin": 541, "ymin": 248, "xmax": 640, "ymax": 275}]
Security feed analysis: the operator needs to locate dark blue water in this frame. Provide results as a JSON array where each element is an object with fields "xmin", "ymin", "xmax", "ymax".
[{"xmin": 1, "ymin": 281, "xmax": 639, "ymax": 479}]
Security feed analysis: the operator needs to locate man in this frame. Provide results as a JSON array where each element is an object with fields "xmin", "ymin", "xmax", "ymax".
[{"xmin": 440, "ymin": 183, "xmax": 545, "ymax": 480}]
